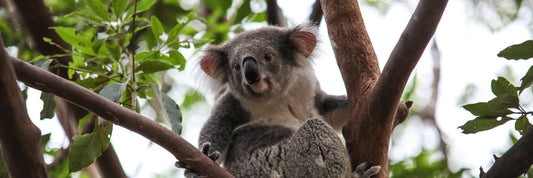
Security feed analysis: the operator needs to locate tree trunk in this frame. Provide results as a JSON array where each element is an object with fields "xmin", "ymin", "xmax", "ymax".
[{"xmin": 0, "ymin": 33, "xmax": 47, "ymax": 178}]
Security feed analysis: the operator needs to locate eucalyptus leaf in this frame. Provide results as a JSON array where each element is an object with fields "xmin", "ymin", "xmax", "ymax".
[
  {"xmin": 99, "ymin": 82, "xmax": 129, "ymax": 103},
  {"xmin": 519, "ymin": 65, "xmax": 533, "ymax": 92},
  {"xmin": 68, "ymin": 121, "xmax": 113, "ymax": 172},
  {"xmin": 87, "ymin": 0, "xmax": 110, "ymax": 21},
  {"xmin": 139, "ymin": 59, "xmax": 174, "ymax": 73},
  {"xmin": 39, "ymin": 92, "xmax": 56, "ymax": 120},
  {"xmin": 462, "ymin": 102, "xmax": 514, "ymax": 117},
  {"xmin": 487, "ymin": 94, "xmax": 519, "ymax": 110},
  {"xmin": 151, "ymin": 16, "xmax": 164, "ymax": 40},
  {"xmin": 168, "ymin": 50, "xmax": 186, "ymax": 70},
  {"xmin": 112, "ymin": 0, "xmax": 128, "ymax": 19},
  {"xmin": 515, "ymin": 115, "xmax": 531, "ymax": 135},
  {"xmin": 54, "ymin": 27, "xmax": 79, "ymax": 47},
  {"xmin": 491, "ymin": 77, "xmax": 517, "ymax": 97},
  {"xmin": 459, "ymin": 116, "xmax": 513, "ymax": 134},
  {"xmin": 162, "ymin": 93, "xmax": 182, "ymax": 135},
  {"xmin": 34, "ymin": 58, "xmax": 53, "ymax": 71},
  {"xmin": 497, "ymin": 40, "xmax": 533, "ymax": 60}
]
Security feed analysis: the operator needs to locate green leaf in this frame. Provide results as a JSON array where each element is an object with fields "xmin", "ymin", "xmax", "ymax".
[
  {"xmin": 515, "ymin": 115, "xmax": 531, "ymax": 135},
  {"xmin": 235, "ymin": 0, "xmax": 252, "ymax": 23},
  {"xmin": 34, "ymin": 58, "xmax": 53, "ymax": 71},
  {"xmin": 491, "ymin": 77, "xmax": 517, "ymax": 97},
  {"xmin": 497, "ymin": 40, "xmax": 533, "ymax": 60},
  {"xmin": 139, "ymin": 59, "xmax": 174, "ymax": 73},
  {"xmin": 128, "ymin": 0, "xmax": 156, "ymax": 14},
  {"xmin": 40, "ymin": 92, "xmax": 56, "ymax": 120},
  {"xmin": 106, "ymin": 40, "xmax": 122, "ymax": 61},
  {"xmin": 134, "ymin": 51, "xmax": 157, "ymax": 61},
  {"xmin": 181, "ymin": 89, "xmax": 205, "ymax": 110},
  {"xmin": 459, "ymin": 116, "xmax": 513, "ymax": 134},
  {"xmin": 161, "ymin": 93, "xmax": 182, "ymax": 135},
  {"xmin": 168, "ymin": 50, "xmax": 186, "ymax": 70},
  {"xmin": 41, "ymin": 133, "xmax": 52, "ymax": 149},
  {"xmin": 487, "ymin": 94, "xmax": 519, "ymax": 110},
  {"xmin": 151, "ymin": 16, "xmax": 164, "ymax": 40},
  {"xmin": 462, "ymin": 102, "xmax": 514, "ymax": 117},
  {"xmin": 99, "ymin": 82, "xmax": 129, "ymax": 103},
  {"xmin": 87, "ymin": 0, "xmax": 110, "ymax": 21},
  {"xmin": 78, "ymin": 113, "xmax": 94, "ymax": 134},
  {"xmin": 54, "ymin": 27, "xmax": 79, "ymax": 47},
  {"xmin": 519, "ymin": 65, "xmax": 533, "ymax": 92},
  {"xmin": 69, "ymin": 121, "xmax": 113, "ymax": 172},
  {"xmin": 112, "ymin": 0, "xmax": 128, "ymax": 19}
]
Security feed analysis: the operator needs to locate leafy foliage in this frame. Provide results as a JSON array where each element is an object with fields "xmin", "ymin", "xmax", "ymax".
[
  {"xmin": 389, "ymin": 150, "xmax": 470, "ymax": 178},
  {"xmin": 460, "ymin": 40, "xmax": 533, "ymax": 134}
]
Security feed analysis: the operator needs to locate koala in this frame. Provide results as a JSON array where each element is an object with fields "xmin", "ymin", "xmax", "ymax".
[{"xmin": 186, "ymin": 24, "xmax": 380, "ymax": 177}]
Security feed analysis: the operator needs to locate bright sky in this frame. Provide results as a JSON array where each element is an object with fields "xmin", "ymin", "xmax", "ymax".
[{"xmin": 24, "ymin": 0, "xmax": 533, "ymax": 177}]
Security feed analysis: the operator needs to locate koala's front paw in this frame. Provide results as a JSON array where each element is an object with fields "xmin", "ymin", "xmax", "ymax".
[
  {"xmin": 175, "ymin": 142, "xmax": 221, "ymax": 178},
  {"xmin": 352, "ymin": 161, "xmax": 381, "ymax": 178}
]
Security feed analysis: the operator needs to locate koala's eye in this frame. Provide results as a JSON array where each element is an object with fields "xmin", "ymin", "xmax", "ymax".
[
  {"xmin": 233, "ymin": 63, "xmax": 241, "ymax": 71},
  {"xmin": 264, "ymin": 53, "xmax": 272, "ymax": 62}
]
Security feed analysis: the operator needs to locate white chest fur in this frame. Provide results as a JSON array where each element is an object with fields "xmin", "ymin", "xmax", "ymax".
[{"xmin": 234, "ymin": 69, "xmax": 321, "ymax": 131}]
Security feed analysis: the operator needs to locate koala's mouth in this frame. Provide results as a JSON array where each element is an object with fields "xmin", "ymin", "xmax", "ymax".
[{"xmin": 245, "ymin": 77, "xmax": 269, "ymax": 95}]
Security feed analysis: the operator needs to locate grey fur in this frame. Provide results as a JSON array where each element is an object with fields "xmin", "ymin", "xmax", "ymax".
[{"xmin": 195, "ymin": 24, "xmax": 379, "ymax": 177}]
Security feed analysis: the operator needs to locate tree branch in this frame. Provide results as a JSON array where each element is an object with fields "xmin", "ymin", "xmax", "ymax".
[
  {"xmin": 0, "ymin": 35, "xmax": 47, "ymax": 178},
  {"xmin": 370, "ymin": 0, "xmax": 447, "ymax": 124},
  {"xmin": 481, "ymin": 127, "xmax": 533, "ymax": 177},
  {"xmin": 266, "ymin": 0, "xmax": 286, "ymax": 26},
  {"xmin": 8, "ymin": 55, "xmax": 233, "ymax": 177},
  {"xmin": 308, "ymin": 0, "xmax": 322, "ymax": 26},
  {"xmin": 321, "ymin": 0, "xmax": 447, "ymax": 177}
]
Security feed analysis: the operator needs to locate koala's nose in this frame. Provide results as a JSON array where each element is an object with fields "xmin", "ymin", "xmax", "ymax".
[{"xmin": 243, "ymin": 57, "xmax": 260, "ymax": 84}]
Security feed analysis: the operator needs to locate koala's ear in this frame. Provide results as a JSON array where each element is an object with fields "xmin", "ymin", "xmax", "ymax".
[
  {"xmin": 289, "ymin": 30, "xmax": 317, "ymax": 57},
  {"xmin": 200, "ymin": 49, "xmax": 225, "ymax": 79}
]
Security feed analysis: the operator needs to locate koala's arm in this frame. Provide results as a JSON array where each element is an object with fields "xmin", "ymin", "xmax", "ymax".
[
  {"xmin": 314, "ymin": 88, "xmax": 350, "ymax": 131},
  {"xmin": 198, "ymin": 92, "xmax": 250, "ymax": 163}
]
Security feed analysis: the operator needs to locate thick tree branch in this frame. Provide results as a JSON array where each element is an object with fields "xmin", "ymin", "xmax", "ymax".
[
  {"xmin": 8, "ymin": 0, "xmax": 70, "ymax": 63},
  {"xmin": 266, "ymin": 0, "xmax": 286, "ymax": 26},
  {"xmin": 0, "ymin": 36, "xmax": 47, "ymax": 178},
  {"xmin": 8, "ymin": 56, "xmax": 233, "ymax": 178},
  {"xmin": 370, "ymin": 0, "xmax": 447, "ymax": 124},
  {"xmin": 321, "ymin": 0, "xmax": 447, "ymax": 177},
  {"xmin": 481, "ymin": 127, "xmax": 533, "ymax": 177},
  {"xmin": 308, "ymin": 0, "xmax": 322, "ymax": 26}
]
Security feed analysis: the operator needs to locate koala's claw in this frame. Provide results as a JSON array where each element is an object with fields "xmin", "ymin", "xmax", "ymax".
[
  {"xmin": 352, "ymin": 161, "xmax": 381, "ymax": 178},
  {"xmin": 175, "ymin": 142, "xmax": 220, "ymax": 178},
  {"xmin": 200, "ymin": 142, "xmax": 220, "ymax": 162}
]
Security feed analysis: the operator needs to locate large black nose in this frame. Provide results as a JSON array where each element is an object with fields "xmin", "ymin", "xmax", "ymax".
[{"xmin": 243, "ymin": 57, "xmax": 260, "ymax": 84}]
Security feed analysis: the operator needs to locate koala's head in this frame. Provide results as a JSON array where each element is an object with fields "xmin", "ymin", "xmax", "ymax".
[{"xmin": 200, "ymin": 25, "xmax": 317, "ymax": 100}]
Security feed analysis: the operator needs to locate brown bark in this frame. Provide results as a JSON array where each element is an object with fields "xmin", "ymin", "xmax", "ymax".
[
  {"xmin": 309, "ymin": 0, "xmax": 322, "ymax": 26},
  {"xmin": 321, "ymin": 0, "xmax": 448, "ymax": 177},
  {"xmin": 0, "ymin": 35, "xmax": 47, "ymax": 178},
  {"xmin": 266, "ymin": 0, "xmax": 286, "ymax": 27},
  {"xmin": 481, "ymin": 127, "xmax": 533, "ymax": 177},
  {"xmin": 9, "ymin": 56, "xmax": 233, "ymax": 178}
]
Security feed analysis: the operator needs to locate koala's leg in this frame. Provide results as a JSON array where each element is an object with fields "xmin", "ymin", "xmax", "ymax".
[
  {"xmin": 314, "ymin": 89, "xmax": 350, "ymax": 132},
  {"xmin": 278, "ymin": 118, "xmax": 351, "ymax": 177}
]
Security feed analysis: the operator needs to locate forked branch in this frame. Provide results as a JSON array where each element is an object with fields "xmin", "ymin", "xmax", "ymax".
[{"xmin": 321, "ymin": 0, "xmax": 448, "ymax": 177}]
